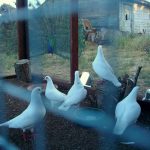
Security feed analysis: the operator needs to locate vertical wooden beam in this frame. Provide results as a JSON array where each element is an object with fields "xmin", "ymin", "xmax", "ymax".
[
  {"xmin": 70, "ymin": 0, "xmax": 78, "ymax": 83},
  {"xmin": 17, "ymin": 0, "xmax": 29, "ymax": 59}
]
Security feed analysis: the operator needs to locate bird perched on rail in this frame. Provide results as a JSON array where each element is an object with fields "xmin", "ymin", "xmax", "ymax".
[
  {"xmin": 92, "ymin": 45, "xmax": 121, "ymax": 87},
  {"xmin": 0, "ymin": 87, "xmax": 46, "ymax": 138},
  {"xmin": 58, "ymin": 71, "xmax": 87, "ymax": 111},
  {"xmin": 44, "ymin": 76, "xmax": 66, "ymax": 108},
  {"xmin": 142, "ymin": 89, "xmax": 150, "ymax": 101},
  {"xmin": 113, "ymin": 86, "xmax": 141, "ymax": 135}
]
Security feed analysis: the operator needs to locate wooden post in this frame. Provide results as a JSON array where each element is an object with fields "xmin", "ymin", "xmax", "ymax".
[
  {"xmin": 14, "ymin": 59, "xmax": 31, "ymax": 82},
  {"xmin": 123, "ymin": 78, "xmax": 135, "ymax": 98},
  {"xmin": 123, "ymin": 66, "xmax": 142, "ymax": 98},
  {"xmin": 70, "ymin": 0, "xmax": 78, "ymax": 83},
  {"xmin": 16, "ymin": 0, "xmax": 29, "ymax": 59},
  {"xmin": 134, "ymin": 66, "xmax": 142, "ymax": 86}
]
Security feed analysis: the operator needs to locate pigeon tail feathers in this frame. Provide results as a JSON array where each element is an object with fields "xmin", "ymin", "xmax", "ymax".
[
  {"xmin": 113, "ymin": 80, "xmax": 122, "ymax": 87},
  {"xmin": 113, "ymin": 120, "xmax": 127, "ymax": 135},
  {"xmin": 0, "ymin": 121, "xmax": 9, "ymax": 127}
]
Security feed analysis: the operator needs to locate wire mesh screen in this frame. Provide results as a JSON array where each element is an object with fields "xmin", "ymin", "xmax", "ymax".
[
  {"xmin": 29, "ymin": 1, "xmax": 71, "ymax": 58},
  {"xmin": 28, "ymin": 0, "xmax": 72, "ymax": 80},
  {"xmin": 0, "ymin": 0, "xmax": 150, "ymax": 150},
  {"xmin": 0, "ymin": 4, "xmax": 18, "ymax": 76}
]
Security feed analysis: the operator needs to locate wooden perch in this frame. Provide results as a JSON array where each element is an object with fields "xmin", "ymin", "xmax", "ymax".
[
  {"xmin": 134, "ymin": 66, "xmax": 142, "ymax": 86},
  {"xmin": 14, "ymin": 59, "xmax": 31, "ymax": 82},
  {"xmin": 123, "ymin": 78, "xmax": 135, "ymax": 98},
  {"xmin": 118, "ymin": 74, "xmax": 129, "ymax": 99},
  {"xmin": 123, "ymin": 66, "xmax": 142, "ymax": 98}
]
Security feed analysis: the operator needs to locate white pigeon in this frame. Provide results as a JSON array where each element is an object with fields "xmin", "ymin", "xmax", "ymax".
[
  {"xmin": 142, "ymin": 89, "xmax": 150, "ymax": 101},
  {"xmin": 0, "ymin": 87, "xmax": 46, "ymax": 132},
  {"xmin": 58, "ymin": 71, "xmax": 87, "ymax": 111},
  {"xmin": 113, "ymin": 86, "xmax": 141, "ymax": 135},
  {"xmin": 92, "ymin": 45, "xmax": 121, "ymax": 87},
  {"xmin": 44, "ymin": 76, "xmax": 66, "ymax": 108}
]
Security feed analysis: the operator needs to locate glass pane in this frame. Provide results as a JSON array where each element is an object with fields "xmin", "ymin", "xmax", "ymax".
[
  {"xmin": 29, "ymin": 0, "xmax": 70, "ymax": 81},
  {"xmin": 0, "ymin": 2, "xmax": 18, "ymax": 76},
  {"xmin": 79, "ymin": 0, "xmax": 150, "ymax": 94}
]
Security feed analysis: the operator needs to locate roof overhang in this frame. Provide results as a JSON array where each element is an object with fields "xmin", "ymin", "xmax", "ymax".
[{"xmin": 123, "ymin": 0, "xmax": 150, "ymax": 7}]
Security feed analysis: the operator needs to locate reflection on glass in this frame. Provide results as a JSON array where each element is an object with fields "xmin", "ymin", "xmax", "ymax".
[
  {"xmin": 79, "ymin": 0, "xmax": 150, "ymax": 94},
  {"xmin": 0, "ymin": 1, "xmax": 17, "ymax": 76},
  {"xmin": 29, "ymin": 0, "xmax": 70, "ymax": 81}
]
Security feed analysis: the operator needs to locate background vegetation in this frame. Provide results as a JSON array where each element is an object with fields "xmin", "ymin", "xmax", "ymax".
[{"xmin": 0, "ymin": 3, "xmax": 149, "ymax": 94}]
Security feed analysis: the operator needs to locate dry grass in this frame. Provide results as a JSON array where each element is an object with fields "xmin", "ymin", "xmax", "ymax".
[
  {"xmin": 79, "ymin": 40, "xmax": 150, "ymax": 94},
  {"xmin": 1, "ymin": 38, "xmax": 150, "ymax": 94},
  {"xmin": 105, "ymin": 46, "xmax": 150, "ymax": 94},
  {"xmin": 37, "ymin": 54, "xmax": 70, "ymax": 80}
]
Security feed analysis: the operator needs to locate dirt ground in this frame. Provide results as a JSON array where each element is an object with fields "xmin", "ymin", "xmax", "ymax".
[{"xmin": 0, "ymin": 78, "xmax": 150, "ymax": 150}]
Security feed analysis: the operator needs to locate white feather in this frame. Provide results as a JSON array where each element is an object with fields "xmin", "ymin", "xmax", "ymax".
[
  {"xmin": 44, "ymin": 76, "xmax": 66, "ymax": 108},
  {"xmin": 92, "ymin": 45, "xmax": 121, "ymax": 87},
  {"xmin": 0, "ymin": 87, "xmax": 46, "ymax": 131},
  {"xmin": 58, "ymin": 71, "xmax": 87, "ymax": 111},
  {"xmin": 113, "ymin": 86, "xmax": 141, "ymax": 135},
  {"xmin": 142, "ymin": 89, "xmax": 150, "ymax": 101}
]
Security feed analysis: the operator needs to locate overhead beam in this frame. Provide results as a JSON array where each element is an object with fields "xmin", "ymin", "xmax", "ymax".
[
  {"xmin": 16, "ymin": 0, "xmax": 29, "ymax": 59},
  {"xmin": 70, "ymin": 0, "xmax": 78, "ymax": 83}
]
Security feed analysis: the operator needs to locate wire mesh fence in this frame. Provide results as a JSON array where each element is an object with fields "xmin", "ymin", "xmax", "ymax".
[{"xmin": 0, "ymin": 0, "xmax": 150, "ymax": 150}]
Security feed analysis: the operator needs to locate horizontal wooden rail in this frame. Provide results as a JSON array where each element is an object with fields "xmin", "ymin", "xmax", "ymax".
[{"xmin": 3, "ymin": 75, "xmax": 146, "ymax": 102}]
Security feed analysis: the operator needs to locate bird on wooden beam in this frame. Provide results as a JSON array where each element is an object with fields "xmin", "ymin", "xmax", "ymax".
[
  {"xmin": 58, "ymin": 71, "xmax": 87, "ymax": 111},
  {"xmin": 44, "ymin": 75, "xmax": 66, "ymax": 109},
  {"xmin": 113, "ymin": 86, "xmax": 141, "ymax": 135},
  {"xmin": 92, "ymin": 45, "xmax": 121, "ymax": 87},
  {"xmin": 0, "ymin": 87, "xmax": 46, "ymax": 142}
]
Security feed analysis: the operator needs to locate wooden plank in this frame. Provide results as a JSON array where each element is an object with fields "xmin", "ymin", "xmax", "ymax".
[
  {"xmin": 70, "ymin": 0, "xmax": 78, "ymax": 83},
  {"xmin": 3, "ymin": 74, "xmax": 145, "ymax": 103},
  {"xmin": 16, "ymin": 0, "xmax": 29, "ymax": 59}
]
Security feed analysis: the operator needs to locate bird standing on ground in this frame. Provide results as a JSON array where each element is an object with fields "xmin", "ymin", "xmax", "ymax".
[
  {"xmin": 58, "ymin": 71, "xmax": 87, "ymax": 111},
  {"xmin": 0, "ymin": 87, "xmax": 46, "ymax": 133},
  {"xmin": 44, "ymin": 76, "xmax": 66, "ymax": 108},
  {"xmin": 92, "ymin": 45, "xmax": 121, "ymax": 87},
  {"xmin": 48, "ymin": 41, "xmax": 54, "ymax": 55},
  {"xmin": 113, "ymin": 86, "xmax": 141, "ymax": 135}
]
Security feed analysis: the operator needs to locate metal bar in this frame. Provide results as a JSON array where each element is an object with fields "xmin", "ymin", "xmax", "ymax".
[
  {"xmin": 70, "ymin": 0, "xmax": 78, "ymax": 83},
  {"xmin": 16, "ymin": 0, "xmax": 29, "ymax": 59}
]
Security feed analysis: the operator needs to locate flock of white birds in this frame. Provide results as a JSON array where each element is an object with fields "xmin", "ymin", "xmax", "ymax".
[{"xmin": 0, "ymin": 45, "xmax": 148, "ymax": 140}]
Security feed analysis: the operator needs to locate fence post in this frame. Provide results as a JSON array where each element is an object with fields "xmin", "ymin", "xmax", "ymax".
[
  {"xmin": 16, "ymin": 0, "xmax": 29, "ymax": 59},
  {"xmin": 70, "ymin": 0, "xmax": 78, "ymax": 84}
]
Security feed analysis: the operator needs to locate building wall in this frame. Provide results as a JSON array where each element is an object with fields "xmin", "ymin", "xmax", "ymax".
[
  {"xmin": 79, "ymin": 0, "xmax": 119, "ymax": 29},
  {"xmin": 133, "ymin": 4, "xmax": 150, "ymax": 34},
  {"xmin": 119, "ymin": 1, "xmax": 150, "ymax": 34},
  {"xmin": 119, "ymin": 2, "xmax": 133, "ymax": 32}
]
